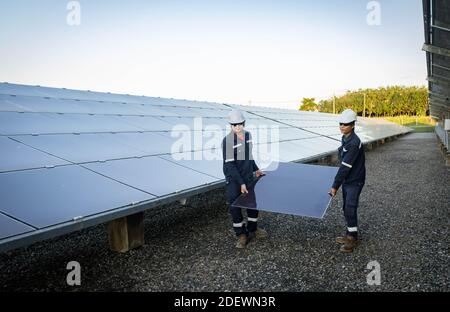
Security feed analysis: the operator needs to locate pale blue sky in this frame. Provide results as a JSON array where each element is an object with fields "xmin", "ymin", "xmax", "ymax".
[{"xmin": 0, "ymin": 0, "xmax": 426, "ymax": 109}]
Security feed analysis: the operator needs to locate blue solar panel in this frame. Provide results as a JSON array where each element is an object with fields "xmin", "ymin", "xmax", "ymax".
[
  {"xmin": 0, "ymin": 165, "xmax": 152, "ymax": 228},
  {"xmin": 189, "ymin": 108, "xmax": 231, "ymax": 118},
  {"xmin": 277, "ymin": 128, "xmax": 320, "ymax": 141},
  {"xmin": 45, "ymin": 114, "xmax": 144, "ymax": 133},
  {"xmin": 0, "ymin": 112, "xmax": 146, "ymax": 135},
  {"xmin": 0, "ymin": 213, "xmax": 35, "ymax": 240},
  {"xmin": 118, "ymin": 115, "xmax": 174, "ymax": 131},
  {"xmin": 137, "ymin": 105, "xmax": 184, "ymax": 117},
  {"xmin": 83, "ymin": 156, "xmax": 220, "ymax": 197},
  {"xmin": 0, "ymin": 83, "xmax": 50, "ymax": 97},
  {"xmin": 232, "ymin": 162, "xmax": 338, "ymax": 218},
  {"xmin": 160, "ymin": 151, "xmax": 224, "ymax": 179},
  {"xmin": 12, "ymin": 133, "xmax": 147, "ymax": 163},
  {"xmin": 0, "ymin": 136, "xmax": 69, "ymax": 172},
  {"xmin": 0, "ymin": 94, "xmax": 86, "ymax": 114},
  {"xmin": 100, "ymin": 132, "xmax": 178, "ymax": 156},
  {"xmin": 0, "ymin": 112, "xmax": 58, "ymax": 135}
]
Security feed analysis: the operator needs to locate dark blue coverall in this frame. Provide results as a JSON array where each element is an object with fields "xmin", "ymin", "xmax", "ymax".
[
  {"xmin": 222, "ymin": 130, "xmax": 259, "ymax": 236},
  {"xmin": 332, "ymin": 131, "xmax": 366, "ymax": 238}
]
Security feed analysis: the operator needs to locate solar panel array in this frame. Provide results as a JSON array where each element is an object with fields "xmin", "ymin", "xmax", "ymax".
[{"xmin": 0, "ymin": 83, "xmax": 411, "ymax": 251}]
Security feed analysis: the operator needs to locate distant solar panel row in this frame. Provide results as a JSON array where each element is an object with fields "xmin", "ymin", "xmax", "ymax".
[{"xmin": 0, "ymin": 83, "xmax": 411, "ymax": 250}]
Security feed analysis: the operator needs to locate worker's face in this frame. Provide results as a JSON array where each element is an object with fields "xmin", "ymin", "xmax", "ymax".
[
  {"xmin": 339, "ymin": 122, "xmax": 354, "ymax": 136},
  {"xmin": 231, "ymin": 122, "xmax": 244, "ymax": 134}
]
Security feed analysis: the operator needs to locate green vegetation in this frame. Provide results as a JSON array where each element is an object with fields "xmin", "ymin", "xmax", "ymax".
[
  {"xmin": 384, "ymin": 116, "xmax": 436, "ymax": 132},
  {"xmin": 299, "ymin": 98, "xmax": 318, "ymax": 111},
  {"xmin": 300, "ymin": 86, "xmax": 429, "ymax": 117},
  {"xmin": 299, "ymin": 86, "xmax": 433, "ymax": 132}
]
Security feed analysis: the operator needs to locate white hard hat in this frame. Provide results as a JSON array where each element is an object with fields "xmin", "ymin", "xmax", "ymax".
[
  {"xmin": 338, "ymin": 109, "xmax": 357, "ymax": 123},
  {"xmin": 228, "ymin": 109, "xmax": 246, "ymax": 124}
]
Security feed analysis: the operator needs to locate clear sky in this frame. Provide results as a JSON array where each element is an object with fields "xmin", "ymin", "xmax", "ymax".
[{"xmin": 0, "ymin": 0, "xmax": 426, "ymax": 109}]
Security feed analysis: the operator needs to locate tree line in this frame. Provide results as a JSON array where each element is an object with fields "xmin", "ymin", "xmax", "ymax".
[{"xmin": 299, "ymin": 86, "xmax": 428, "ymax": 117}]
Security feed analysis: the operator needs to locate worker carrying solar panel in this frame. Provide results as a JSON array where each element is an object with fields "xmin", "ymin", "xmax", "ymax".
[
  {"xmin": 222, "ymin": 109, "xmax": 267, "ymax": 249},
  {"xmin": 329, "ymin": 109, "xmax": 366, "ymax": 253}
]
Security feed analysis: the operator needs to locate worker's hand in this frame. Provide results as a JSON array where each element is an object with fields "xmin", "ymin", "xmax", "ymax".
[
  {"xmin": 241, "ymin": 184, "xmax": 248, "ymax": 194},
  {"xmin": 328, "ymin": 188, "xmax": 337, "ymax": 197},
  {"xmin": 255, "ymin": 170, "xmax": 265, "ymax": 178}
]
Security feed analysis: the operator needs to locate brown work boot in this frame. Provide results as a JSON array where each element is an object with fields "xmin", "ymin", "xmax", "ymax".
[
  {"xmin": 336, "ymin": 235, "xmax": 353, "ymax": 244},
  {"xmin": 248, "ymin": 228, "xmax": 268, "ymax": 241},
  {"xmin": 340, "ymin": 236, "xmax": 360, "ymax": 253},
  {"xmin": 235, "ymin": 234, "xmax": 247, "ymax": 249}
]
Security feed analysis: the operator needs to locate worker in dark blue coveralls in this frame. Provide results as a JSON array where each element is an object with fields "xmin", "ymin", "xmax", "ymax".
[
  {"xmin": 329, "ymin": 109, "xmax": 366, "ymax": 253},
  {"xmin": 222, "ymin": 109, "xmax": 267, "ymax": 249}
]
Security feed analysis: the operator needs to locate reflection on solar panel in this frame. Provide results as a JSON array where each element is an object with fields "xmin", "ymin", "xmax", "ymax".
[
  {"xmin": 0, "ymin": 82, "xmax": 411, "ymax": 252},
  {"xmin": 232, "ymin": 162, "xmax": 338, "ymax": 218}
]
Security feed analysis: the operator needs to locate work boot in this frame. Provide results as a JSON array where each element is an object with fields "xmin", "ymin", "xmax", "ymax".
[
  {"xmin": 248, "ymin": 228, "xmax": 268, "ymax": 241},
  {"xmin": 235, "ymin": 234, "xmax": 247, "ymax": 249},
  {"xmin": 335, "ymin": 235, "xmax": 354, "ymax": 244},
  {"xmin": 340, "ymin": 236, "xmax": 360, "ymax": 253}
]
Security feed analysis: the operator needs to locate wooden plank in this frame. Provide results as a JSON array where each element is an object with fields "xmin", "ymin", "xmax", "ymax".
[
  {"xmin": 127, "ymin": 212, "xmax": 144, "ymax": 250},
  {"xmin": 108, "ymin": 217, "xmax": 129, "ymax": 253},
  {"xmin": 108, "ymin": 212, "xmax": 144, "ymax": 252}
]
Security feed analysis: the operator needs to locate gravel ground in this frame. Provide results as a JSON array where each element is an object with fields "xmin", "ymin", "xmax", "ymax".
[{"xmin": 0, "ymin": 133, "xmax": 449, "ymax": 291}]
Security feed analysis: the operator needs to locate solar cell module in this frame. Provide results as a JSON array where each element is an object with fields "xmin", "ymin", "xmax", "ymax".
[{"xmin": 232, "ymin": 162, "xmax": 339, "ymax": 218}]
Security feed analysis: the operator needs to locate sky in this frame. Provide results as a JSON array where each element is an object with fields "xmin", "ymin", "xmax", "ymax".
[{"xmin": 0, "ymin": 0, "xmax": 427, "ymax": 109}]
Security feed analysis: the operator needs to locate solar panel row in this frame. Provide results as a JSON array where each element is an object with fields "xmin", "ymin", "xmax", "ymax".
[{"xmin": 0, "ymin": 83, "xmax": 411, "ymax": 249}]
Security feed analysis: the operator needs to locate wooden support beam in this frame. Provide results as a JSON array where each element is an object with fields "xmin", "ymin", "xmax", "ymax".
[
  {"xmin": 108, "ymin": 212, "xmax": 144, "ymax": 253},
  {"xmin": 365, "ymin": 143, "xmax": 374, "ymax": 150}
]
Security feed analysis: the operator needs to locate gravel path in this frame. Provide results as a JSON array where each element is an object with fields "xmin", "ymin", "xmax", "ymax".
[{"xmin": 1, "ymin": 133, "xmax": 449, "ymax": 291}]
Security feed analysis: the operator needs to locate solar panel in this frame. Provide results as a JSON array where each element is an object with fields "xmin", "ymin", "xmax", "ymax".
[
  {"xmin": 169, "ymin": 99, "xmax": 226, "ymax": 109},
  {"xmin": 0, "ymin": 213, "xmax": 35, "ymax": 240},
  {"xmin": 189, "ymin": 108, "xmax": 231, "ymax": 118},
  {"xmin": 0, "ymin": 112, "xmax": 60, "ymax": 135},
  {"xmin": 301, "ymin": 127, "xmax": 342, "ymax": 136},
  {"xmin": 0, "ymin": 94, "xmax": 93, "ymax": 114},
  {"xmin": 83, "ymin": 156, "xmax": 220, "ymax": 197},
  {"xmin": 0, "ymin": 83, "xmax": 50, "ymax": 97},
  {"xmin": 51, "ymin": 114, "xmax": 144, "ymax": 133},
  {"xmin": 12, "ymin": 133, "xmax": 148, "ymax": 163},
  {"xmin": 101, "ymin": 132, "xmax": 177, "ymax": 156},
  {"xmin": 0, "ymin": 136, "xmax": 69, "ymax": 172},
  {"xmin": 201, "ymin": 118, "xmax": 228, "ymax": 130},
  {"xmin": 0, "ymin": 112, "xmax": 149, "ymax": 135},
  {"xmin": 119, "ymin": 115, "xmax": 174, "ymax": 132},
  {"xmin": 0, "ymin": 165, "xmax": 152, "ymax": 228},
  {"xmin": 254, "ymin": 141, "xmax": 308, "ymax": 163},
  {"xmin": 132, "ymin": 104, "xmax": 182, "ymax": 117},
  {"xmin": 289, "ymin": 136, "xmax": 341, "ymax": 153},
  {"xmin": 158, "ymin": 116, "xmax": 200, "ymax": 129},
  {"xmin": 160, "ymin": 151, "xmax": 224, "ymax": 179},
  {"xmin": 232, "ymin": 162, "xmax": 338, "ymax": 218},
  {"xmin": 70, "ymin": 100, "xmax": 159, "ymax": 116},
  {"xmin": 277, "ymin": 128, "xmax": 321, "ymax": 141}
]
